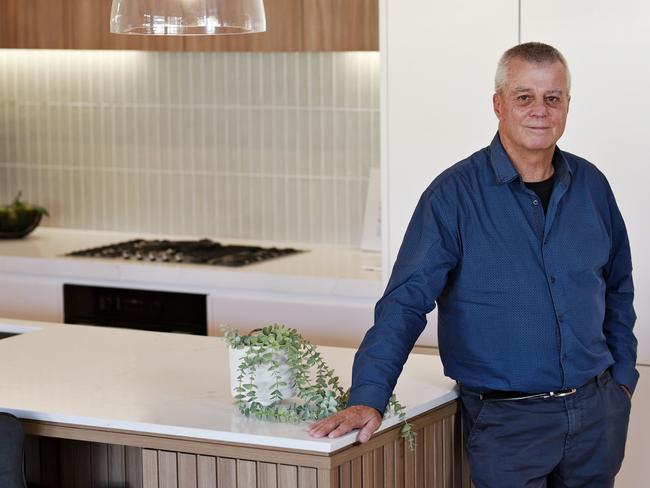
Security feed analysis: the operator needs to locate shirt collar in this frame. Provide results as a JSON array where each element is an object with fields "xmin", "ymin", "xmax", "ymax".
[{"xmin": 489, "ymin": 132, "xmax": 573, "ymax": 186}]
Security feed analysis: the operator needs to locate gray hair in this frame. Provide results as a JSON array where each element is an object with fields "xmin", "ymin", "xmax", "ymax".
[{"xmin": 495, "ymin": 42, "xmax": 571, "ymax": 93}]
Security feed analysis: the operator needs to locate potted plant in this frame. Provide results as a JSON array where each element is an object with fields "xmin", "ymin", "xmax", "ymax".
[
  {"xmin": 222, "ymin": 324, "xmax": 416, "ymax": 450},
  {"xmin": 0, "ymin": 191, "xmax": 49, "ymax": 238}
]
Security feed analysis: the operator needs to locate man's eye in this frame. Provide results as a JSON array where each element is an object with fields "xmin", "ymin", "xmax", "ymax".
[
  {"xmin": 516, "ymin": 95, "xmax": 530, "ymax": 102},
  {"xmin": 546, "ymin": 96, "xmax": 559, "ymax": 103}
]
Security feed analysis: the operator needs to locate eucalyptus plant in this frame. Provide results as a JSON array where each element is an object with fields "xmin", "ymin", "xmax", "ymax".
[{"xmin": 222, "ymin": 323, "xmax": 416, "ymax": 450}]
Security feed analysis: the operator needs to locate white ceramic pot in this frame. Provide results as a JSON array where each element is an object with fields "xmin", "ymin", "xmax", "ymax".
[{"xmin": 228, "ymin": 346, "xmax": 295, "ymax": 406}]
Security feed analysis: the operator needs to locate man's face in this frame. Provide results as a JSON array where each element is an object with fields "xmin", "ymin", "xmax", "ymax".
[{"xmin": 493, "ymin": 58, "xmax": 570, "ymax": 155}]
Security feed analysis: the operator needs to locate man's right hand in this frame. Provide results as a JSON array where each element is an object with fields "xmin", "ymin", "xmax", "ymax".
[{"xmin": 305, "ymin": 405, "xmax": 382, "ymax": 443}]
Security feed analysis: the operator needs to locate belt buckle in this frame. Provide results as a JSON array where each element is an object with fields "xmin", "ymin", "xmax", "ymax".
[{"xmin": 547, "ymin": 388, "xmax": 577, "ymax": 398}]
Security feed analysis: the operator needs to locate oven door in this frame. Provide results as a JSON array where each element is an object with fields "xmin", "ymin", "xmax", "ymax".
[{"xmin": 63, "ymin": 284, "xmax": 207, "ymax": 335}]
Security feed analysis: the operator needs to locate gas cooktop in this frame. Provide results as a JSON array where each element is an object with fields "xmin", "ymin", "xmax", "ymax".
[{"xmin": 65, "ymin": 239, "xmax": 305, "ymax": 267}]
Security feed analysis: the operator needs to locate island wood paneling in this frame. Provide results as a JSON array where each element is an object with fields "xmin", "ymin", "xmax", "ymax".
[
  {"xmin": 0, "ymin": 0, "xmax": 377, "ymax": 51},
  {"xmin": 23, "ymin": 436, "xmax": 143, "ymax": 488},
  {"xmin": 23, "ymin": 401, "xmax": 473, "ymax": 487}
]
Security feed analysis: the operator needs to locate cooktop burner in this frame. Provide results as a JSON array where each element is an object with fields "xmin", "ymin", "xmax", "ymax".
[{"xmin": 66, "ymin": 239, "xmax": 305, "ymax": 267}]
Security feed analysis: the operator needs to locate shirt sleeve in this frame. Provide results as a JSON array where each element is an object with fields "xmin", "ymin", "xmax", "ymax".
[
  {"xmin": 603, "ymin": 184, "xmax": 639, "ymax": 393},
  {"xmin": 346, "ymin": 188, "xmax": 461, "ymax": 415}
]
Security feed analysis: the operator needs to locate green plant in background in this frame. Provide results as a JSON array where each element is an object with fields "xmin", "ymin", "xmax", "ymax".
[
  {"xmin": 0, "ymin": 191, "xmax": 49, "ymax": 217},
  {"xmin": 222, "ymin": 323, "xmax": 416, "ymax": 450},
  {"xmin": 0, "ymin": 191, "xmax": 49, "ymax": 236}
]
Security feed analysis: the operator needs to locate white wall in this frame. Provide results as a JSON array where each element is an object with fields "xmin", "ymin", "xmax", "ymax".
[{"xmin": 381, "ymin": 0, "xmax": 518, "ymax": 346}]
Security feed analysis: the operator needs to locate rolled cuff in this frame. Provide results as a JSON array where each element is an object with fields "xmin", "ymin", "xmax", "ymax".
[{"xmin": 346, "ymin": 383, "xmax": 392, "ymax": 417}]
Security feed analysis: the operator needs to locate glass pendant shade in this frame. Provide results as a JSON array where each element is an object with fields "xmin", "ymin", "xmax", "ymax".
[{"xmin": 110, "ymin": 0, "xmax": 266, "ymax": 35}]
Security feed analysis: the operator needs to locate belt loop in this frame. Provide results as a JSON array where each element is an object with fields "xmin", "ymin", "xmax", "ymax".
[{"xmin": 595, "ymin": 368, "xmax": 609, "ymax": 388}]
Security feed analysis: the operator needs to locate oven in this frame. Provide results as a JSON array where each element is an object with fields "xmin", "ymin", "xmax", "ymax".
[{"xmin": 63, "ymin": 284, "xmax": 207, "ymax": 335}]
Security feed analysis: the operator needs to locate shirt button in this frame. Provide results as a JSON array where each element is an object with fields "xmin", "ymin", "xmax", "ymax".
[
  {"xmin": 533, "ymin": 199, "xmax": 539, "ymax": 206},
  {"xmin": 550, "ymin": 276, "xmax": 556, "ymax": 284}
]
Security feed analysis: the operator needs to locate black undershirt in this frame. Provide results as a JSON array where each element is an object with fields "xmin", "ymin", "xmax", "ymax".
[{"xmin": 524, "ymin": 172, "xmax": 555, "ymax": 214}]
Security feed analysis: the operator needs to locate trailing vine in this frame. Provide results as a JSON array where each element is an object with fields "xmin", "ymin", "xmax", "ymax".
[{"xmin": 222, "ymin": 324, "xmax": 416, "ymax": 450}]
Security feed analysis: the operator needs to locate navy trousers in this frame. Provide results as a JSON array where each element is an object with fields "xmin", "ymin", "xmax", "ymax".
[
  {"xmin": 459, "ymin": 369, "xmax": 631, "ymax": 488},
  {"xmin": 0, "ymin": 413, "xmax": 25, "ymax": 488}
]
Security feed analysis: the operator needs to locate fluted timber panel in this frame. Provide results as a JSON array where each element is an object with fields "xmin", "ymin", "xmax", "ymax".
[
  {"xmin": 332, "ymin": 409, "xmax": 465, "ymax": 488},
  {"xmin": 23, "ymin": 402, "xmax": 471, "ymax": 487}
]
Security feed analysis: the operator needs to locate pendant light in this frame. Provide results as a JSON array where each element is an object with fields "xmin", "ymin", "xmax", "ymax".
[{"xmin": 110, "ymin": 0, "xmax": 266, "ymax": 35}]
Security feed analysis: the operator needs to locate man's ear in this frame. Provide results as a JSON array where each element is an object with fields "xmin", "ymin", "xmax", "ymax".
[{"xmin": 493, "ymin": 92, "xmax": 502, "ymax": 120}]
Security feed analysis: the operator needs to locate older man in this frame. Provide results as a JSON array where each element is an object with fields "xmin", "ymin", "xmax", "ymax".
[{"xmin": 307, "ymin": 42, "xmax": 638, "ymax": 487}]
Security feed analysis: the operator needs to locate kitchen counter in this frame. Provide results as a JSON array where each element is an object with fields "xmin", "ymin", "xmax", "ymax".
[
  {"xmin": 0, "ymin": 317, "xmax": 467, "ymax": 487},
  {"xmin": 0, "ymin": 227, "xmax": 383, "ymax": 299},
  {"xmin": 0, "ymin": 317, "xmax": 457, "ymax": 454},
  {"xmin": 0, "ymin": 227, "xmax": 396, "ymax": 349}
]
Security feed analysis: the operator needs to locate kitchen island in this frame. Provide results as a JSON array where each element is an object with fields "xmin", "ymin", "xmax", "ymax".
[
  {"xmin": 0, "ymin": 227, "xmax": 397, "ymax": 350},
  {"xmin": 0, "ymin": 318, "xmax": 469, "ymax": 487}
]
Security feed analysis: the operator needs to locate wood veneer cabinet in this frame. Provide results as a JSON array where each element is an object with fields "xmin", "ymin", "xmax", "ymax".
[
  {"xmin": 21, "ymin": 402, "xmax": 472, "ymax": 487},
  {"xmin": 303, "ymin": 0, "xmax": 378, "ymax": 51},
  {"xmin": 0, "ymin": 0, "xmax": 378, "ymax": 51}
]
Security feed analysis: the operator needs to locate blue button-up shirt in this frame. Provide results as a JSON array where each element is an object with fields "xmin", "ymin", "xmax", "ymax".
[{"xmin": 347, "ymin": 133, "xmax": 639, "ymax": 415}]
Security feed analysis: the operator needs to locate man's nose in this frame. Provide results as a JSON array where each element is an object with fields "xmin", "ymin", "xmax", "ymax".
[{"xmin": 529, "ymin": 99, "xmax": 549, "ymax": 117}]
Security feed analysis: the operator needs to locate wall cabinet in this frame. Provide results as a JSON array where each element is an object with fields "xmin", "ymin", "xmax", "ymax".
[{"xmin": 0, "ymin": 0, "xmax": 378, "ymax": 51}]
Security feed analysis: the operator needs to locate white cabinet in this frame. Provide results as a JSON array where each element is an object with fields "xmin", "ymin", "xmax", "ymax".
[
  {"xmin": 382, "ymin": 0, "xmax": 518, "ymax": 344},
  {"xmin": 0, "ymin": 275, "xmax": 62, "ymax": 323},
  {"xmin": 520, "ymin": 0, "xmax": 650, "ymax": 365}
]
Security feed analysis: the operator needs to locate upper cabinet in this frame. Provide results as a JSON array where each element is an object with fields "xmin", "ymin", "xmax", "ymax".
[
  {"xmin": 302, "ymin": 0, "xmax": 378, "ymax": 51},
  {"xmin": 0, "ymin": 0, "xmax": 378, "ymax": 51}
]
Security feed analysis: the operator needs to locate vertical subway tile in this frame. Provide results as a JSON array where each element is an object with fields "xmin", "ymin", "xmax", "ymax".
[
  {"xmin": 193, "ymin": 172, "xmax": 207, "ymax": 236},
  {"xmin": 259, "ymin": 108, "xmax": 274, "ymax": 175},
  {"xmin": 271, "ymin": 53, "xmax": 285, "ymax": 107},
  {"xmin": 284, "ymin": 176, "xmax": 299, "ymax": 242},
  {"xmin": 284, "ymin": 53, "xmax": 296, "ymax": 108},
  {"xmin": 259, "ymin": 54, "xmax": 273, "ymax": 107},
  {"xmin": 208, "ymin": 53, "xmax": 224, "ymax": 107},
  {"xmin": 0, "ymin": 51, "xmax": 379, "ymax": 246},
  {"xmin": 272, "ymin": 176, "xmax": 285, "ymax": 242},
  {"xmin": 249, "ymin": 54, "xmax": 263, "ymax": 108},
  {"xmin": 297, "ymin": 54, "xmax": 309, "ymax": 108},
  {"xmin": 320, "ymin": 53, "xmax": 334, "ymax": 109},
  {"xmin": 320, "ymin": 110, "xmax": 335, "ymax": 177}
]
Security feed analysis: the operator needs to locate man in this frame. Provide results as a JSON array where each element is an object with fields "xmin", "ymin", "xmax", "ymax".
[{"xmin": 306, "ymin": 42, "xmax": 638, "ymax": 487}]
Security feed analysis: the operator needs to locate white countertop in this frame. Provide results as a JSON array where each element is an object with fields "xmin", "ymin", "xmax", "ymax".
[
  {"xmin": 0, "ymin": 227, "xmax": 383, "ymax": 299},
  {"xmin": 0, "ymin": 318, "xmax": 458, "ymax": 453}
]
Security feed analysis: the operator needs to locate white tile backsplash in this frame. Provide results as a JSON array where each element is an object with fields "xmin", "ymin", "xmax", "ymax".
[{"xmin": 0, "ymin": 50, "xmax": 379, "ymax": 246}]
